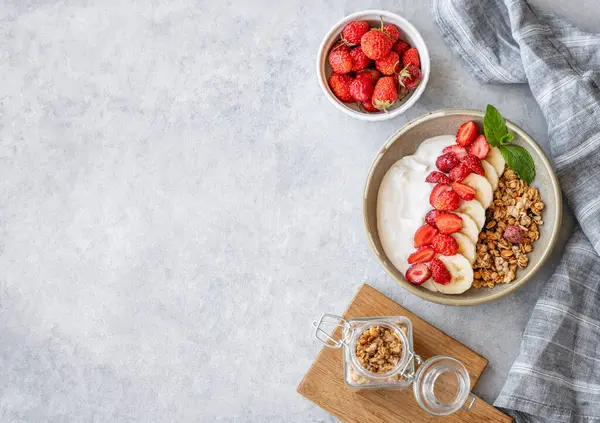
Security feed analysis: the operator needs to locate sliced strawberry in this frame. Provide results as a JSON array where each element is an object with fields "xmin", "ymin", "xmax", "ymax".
[
  {"xmin": 434, "ymin": 190, "xmax": 460, "ymax": 211},
  {"xmin": 456, "ymin": 121, "xmax": 478, "ymax": 146},
  {"xmin": 429, "ymin": 184, "xmax": 452, "ymax": 208},
  {"xmin": 469, "ymin": 135, "xmax": 491, "ymax": 159},
  {"xmin": 442, "ymin": 145, "xmax": 468, "ymax": 159},
  {"xmin": 449, "ymin": 164, "xmax": 471, "ymax": 182},
  {"xmin": 432, "ymin": 233, "xmax": 459, "ymax": 256},
  {"xmin": 435, "ymin": 212, "xmax": 463, "ymax": 234},
  {"xmin": 408, "ymin": 246, "xmax": 435, "ymax": 264},
  {"xmin": 425, "ymin": 171, "xmax": 452, "ymax": 184},
  {"xmin": 425, "ymin": 209, "xmax": 438, "ymax": 227},
  {"xmin": 414, "ymin": 224, "xmax": 438, "ymax": 248},
  {"xmin": 429, "ymin": 258, "xmax": 452, "ymax": 284},
  {"xmin": 452, "ymin": 182, "xmax": 476, "ymax": 201},
  {"xmin": 406, "ymin": 263, "xmax": 431, "ymax": 285},
  {"xmin": 461, "ymin": 154, "xmax": 485, "ymax": 176},
  {"xmin": 435, "ymin": 153, "xmax": 460, "ymax": 173}
]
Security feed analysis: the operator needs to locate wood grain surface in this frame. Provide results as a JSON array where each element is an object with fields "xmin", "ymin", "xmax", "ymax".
[{"xmin": 297, "ymin": 284, "xmax": 512, "ymax": 422}]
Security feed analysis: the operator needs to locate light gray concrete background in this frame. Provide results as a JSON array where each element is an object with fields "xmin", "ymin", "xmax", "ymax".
[{"xmin": 0, "ymin": 0, "xmax": 597, "ymax": 421}]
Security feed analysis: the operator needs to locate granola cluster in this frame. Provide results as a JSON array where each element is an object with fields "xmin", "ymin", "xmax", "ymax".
[
  {"xmin": 473, "ymin": 168, "xmax": 545, "ymax": 288},
  {"xmin": 355, "ymin": 325, "xmax": 403, "ymax": 374}
]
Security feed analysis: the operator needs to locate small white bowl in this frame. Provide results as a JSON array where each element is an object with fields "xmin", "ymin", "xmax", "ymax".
[{"xmin": 317, "ymin": 10, "xmax": 430, "ymax": 122}]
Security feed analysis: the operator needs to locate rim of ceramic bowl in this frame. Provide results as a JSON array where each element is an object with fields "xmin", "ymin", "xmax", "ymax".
[
  {"xmin": 316, "ymin": 10, "xmax": 430, "ymax": 122},
  {"xmin": 363, "ymin": 108, "xmax": 563, "ymax": 306}
]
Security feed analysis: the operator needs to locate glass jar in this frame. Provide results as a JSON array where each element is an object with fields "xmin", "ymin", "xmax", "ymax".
[{"xmin": 313, "ymin": 314, "xmax": 476, "ymax": 416}]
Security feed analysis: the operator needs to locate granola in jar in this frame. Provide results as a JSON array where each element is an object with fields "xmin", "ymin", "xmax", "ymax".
[{"xmin": 355, "ymin": 325, "xmax": 404, "ymax": 373}]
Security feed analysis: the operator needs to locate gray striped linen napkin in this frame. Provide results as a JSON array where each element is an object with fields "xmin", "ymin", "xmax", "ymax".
[{"xmin": 433, "ymin": 0, "xmax": 600, "ymax": 422}]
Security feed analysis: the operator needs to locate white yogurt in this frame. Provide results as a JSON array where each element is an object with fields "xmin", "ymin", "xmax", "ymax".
[{"xmin": 377, "ymin": 135, "xmax": 456, "ymax": 290}]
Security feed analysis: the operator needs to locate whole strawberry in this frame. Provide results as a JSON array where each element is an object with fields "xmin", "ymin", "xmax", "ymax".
[
  {"xmin": 342, "ymin": 21, "xmax": 370, "ymax": 45},
  {"xmin": 372, "ymin": 76, "xmax": 398, "ymax": 111},
  {"xmin": 383, "ymin": 24, "xmax": 401, "ymax": 44},
  {"xmin": 349, "ymin": 47, "xmax": 371, "ymax": 71},
  {"xmin": 360, "ymin": 100, "xmax": 379, "ymax": 113},
  {"xmin": 392, "ymin": 40, "xmax": 410, "ymax": 56},
  {"xmin": 328, "ymin": 44, "xmax": 353, "ymax": 74},
  {"xmin": 398, "ymin": 64, "xmax": 422, "ymax": 90},
  {"xmin": 361, "ymin": 29, "xmax": 393, "ymax": 60},
  {"xmin": 356, "ymin": 68, "xmax": 381, "ymax": 85},
  {"xmin": 402, "ymin": 47, "xmax": 421, "ymax": 68},
  {"xmin": 375, "ymin": 51, "xmax": 400, "ymax": 75},
  {"xmin": 349, "ymin": 78, "xmax": 374, "ymax": 102},
  {"xmin": 328, "ymin": 73, "xmax": 354, "ymax": 102}
]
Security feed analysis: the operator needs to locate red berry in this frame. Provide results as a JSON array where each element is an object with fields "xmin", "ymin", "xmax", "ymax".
[
  {"xmin": 429, "ymin": 184, "xmax": 452, "ymax": 207},
  {"xmin": 432, "ymin": 233, "xmax": 459, "ymax": 256},
  {"xmin": 436, "ymin": 153, "xmax": 460, "ymax": 172},
  {"xmin": 408, "ymin": 246, "xmax": 435, "ymax": 264},
  {"xmin": 356, "ymin": 68, "xmax": 381, "ymax": 85},
  {"xmin": 451, "ymin": 182, "xmax": 476, "ymax": 201},
  {"xmin": 442, "ymin": 145, "xmax": 468, "ymax": 159},
  {"xmin": 425, "ymin": 171, "xmax": 452, "ymax": 184},
  {"xmin": 414, "ymin": 224, "xmax": 438, "ymax": 248},
  {"xmin": 392, "ymin": 40, "xmax": 410, "ymax": 56},
  {"xmin": 328, "ymin": 44, "xmax": 353, "ymax": 74},
  {"xmin": 398, "ymin": 64, "xmax": 422, "ymax": 90},
  {"xmin": 349, "ymin": 47, "xmax": 371, "ymax": 71},
  {"xmin": 461, "ymin": 154, "xmax": 485, "ymax": 175},
  {"xmin": 469, "ymin": 135, "xmax": 491, "ymax": 159},
  {"xmin": 449, "ymin": 164, "xmax": 471, "ymax": 182},
  {"xmin": 434, "ymin": 190, "xmax": 460, "ymax": 211},
  {"xmin": 456, "ymin": 121, "xmax": 478, "ymax": 146},
  {"xmin": 402, "ymin": 48, "xmax": 420, "ymax": 68},
  {"xmin": 360, "ymin": 100, "xmax": 379, "ymax": 113},
  {"xmin": 425, "ymin": 210, "xmax": 439, "ymax": 227},
  {"xmin": 429, "ymin": 258, "xmax": 452, "ymax": 284},
  {"xmin": 406, "ymin": 263, "xmax": 431, "ymax": 285},
  {"xmin": 349, "ymin": 78, "xmax": 374, "ymax": 102},
  {"xmin": 328, "ymin": 73, "xmax": 354, "ymax": 103},
  {"xmin": 435, "ymin": 212, "xmax": 463, "ymax": 234},
  {"xmin": 342, "ymin": 21, "xmax": 370, "ymax": 45},
  {"xmin": 503, "ymin": 225, "xmax": 524, "ymax": 244},
  {"xmin": 383, "ymin": 24, "xmax": 401, "ymax": 43},
  {"xmin": 361, "ymin": 30, "xmax": 393, "ymax": 60},
  {"xmin": 375, "ymin": 51, "xmax": 400, "ymax": 75},
  {"xmin": 372, "ymin": 76, "xmax": 398, "ymax": 111}
]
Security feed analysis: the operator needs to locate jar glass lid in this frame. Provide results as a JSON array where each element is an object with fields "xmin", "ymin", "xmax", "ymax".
[{"xmin": 412, "ymin": 356, "xmax": 475, "ymax": 416}]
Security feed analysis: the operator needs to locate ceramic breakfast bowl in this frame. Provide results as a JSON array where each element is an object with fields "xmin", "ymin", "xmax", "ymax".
[
  {"xmin": 317, "ymin": 10, "xmax": 430, "ymax": 122},
  {"xmin": 363, "ymin": 109, "xmax": 562, "ymax": 306}
]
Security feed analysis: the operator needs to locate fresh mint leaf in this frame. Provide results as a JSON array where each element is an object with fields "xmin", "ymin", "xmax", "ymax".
[
  {"xmin": 500, "ymin": 132, "xmax": 514, "ymax": 145},
  {"xmin": 499, "ymin": 145, "xmax": 535, "ymax": 184},
  {"xmin": 483, "ymin": 104, "xmax": 507, "ymax": 147}
]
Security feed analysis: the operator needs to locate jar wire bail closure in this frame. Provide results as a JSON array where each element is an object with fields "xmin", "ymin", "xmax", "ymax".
[{"xmin": 313, "ymin": 313, "xmax": 351, "ymax": 349}]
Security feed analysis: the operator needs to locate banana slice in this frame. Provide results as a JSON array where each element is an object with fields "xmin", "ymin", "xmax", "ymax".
[
  {"xmin": 421, "ymin": 279, "xmax": 438, "ymax": 292},
  {"xmin": 482, "ymin": 160, "xmax": 499, "ymax": 191},
  {"xmin": 451, "ymin": 232, "xmax": 476, "ymax": 264},
  {"xmin": 432, "ymin": 254, "xmax": 474, "ymax": 294},
  {"xmin": 462, "ymin": 173, "xmax": 494, "ymax": 208},
  {"xmin": 454, "ymin": 212, "xmax": 479, "ymax": 243},
  {"xmin": 486, "ymin": 147, "xmax": 506, "ymax": 177},
  {"xmin": 457, "ymin": 199, "xmax": 486, "ymax": 230}
]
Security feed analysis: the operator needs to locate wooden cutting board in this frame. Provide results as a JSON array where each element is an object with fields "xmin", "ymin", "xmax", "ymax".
[{"xmin": 297, "ymin": 284, "xmax": 512, "ymax": 422}]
